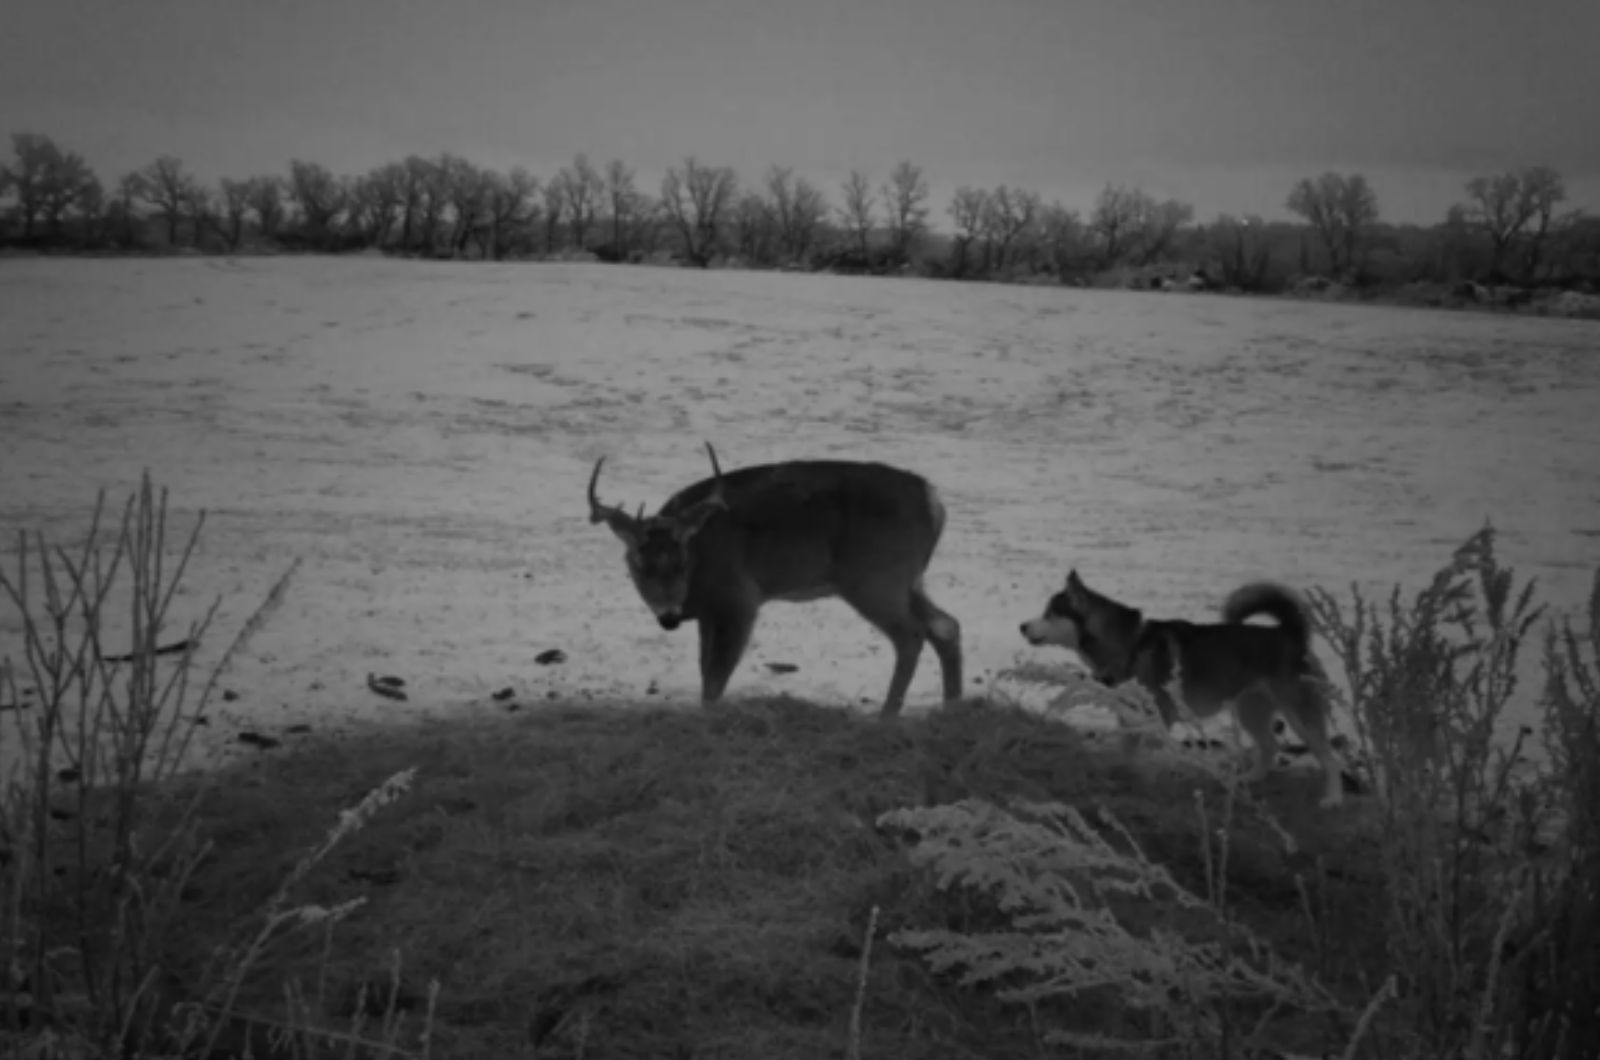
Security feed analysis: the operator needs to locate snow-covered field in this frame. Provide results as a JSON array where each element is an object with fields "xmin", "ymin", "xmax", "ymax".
[{"xmin": 2, "ymin": 256, "xmax": 1597, "ymax": 773}]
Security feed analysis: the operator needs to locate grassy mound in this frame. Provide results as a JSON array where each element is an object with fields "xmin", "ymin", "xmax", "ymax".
[{"xmin": 147, "ymin": 695, "xmax": 1384, "ymax": 1058}]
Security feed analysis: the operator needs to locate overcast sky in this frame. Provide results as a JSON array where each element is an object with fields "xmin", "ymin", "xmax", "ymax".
[{"xmin": 3, "ymin": 0, "xmax": 1595, "ymax": 227}]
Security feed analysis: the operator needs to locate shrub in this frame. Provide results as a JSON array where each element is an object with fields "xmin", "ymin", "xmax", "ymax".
[
  {"xmin": 1, "ymin": 476, "xmax": 219, "ymax": 1053},
  {"xmin": 878, "ymin": 797, "xmax": 1354, "ymax": 1056},
  {"xmin": 1306, "ymin": 526, "xmax": 1568, "ymax": 1057},
  {"xmin": 1508, "ymin": 570, "xmax": 1600, "ymax": 1058},
  {"xmin": 0, "ymin": 475, "xmax": 426, "ymax": 1058}
]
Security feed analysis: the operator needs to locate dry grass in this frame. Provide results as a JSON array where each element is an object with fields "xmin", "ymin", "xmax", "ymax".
[{"xmin": 105, "ymin": 694, "xmax": 1386, "ymax": 1059}]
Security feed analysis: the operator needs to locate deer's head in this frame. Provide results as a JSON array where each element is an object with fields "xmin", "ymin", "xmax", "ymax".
[{"xmin": 588, "ymin": 443, "xmax": 728, "ymax": 630}]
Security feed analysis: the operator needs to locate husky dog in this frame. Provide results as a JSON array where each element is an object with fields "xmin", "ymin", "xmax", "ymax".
[{"xmin": 1020, "ymin": 571, "xmax": 1345, "ymax": 807}]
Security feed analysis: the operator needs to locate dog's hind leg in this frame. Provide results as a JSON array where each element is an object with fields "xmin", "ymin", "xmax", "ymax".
[
  {"xmin": 1281, "ymin": 679, "xmax": 1345, "ymax": 809},
  {"xmin": 1233, "ymin": 687, "xmax": 1280, "ymax": 784}
]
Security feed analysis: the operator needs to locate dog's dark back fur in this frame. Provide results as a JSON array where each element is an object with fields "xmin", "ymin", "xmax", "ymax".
[
  {"xmin": 1141, "ymin": 583, "xmax": 1318, "ymax": 704},
  {"xmin": 1055, "ymin": 574, "xmax": 1318, "ymax": 709}
]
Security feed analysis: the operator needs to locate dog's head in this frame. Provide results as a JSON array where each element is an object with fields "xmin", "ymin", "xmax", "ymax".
[{"xmin": 1019, "ymin": 570, "xmax": 1142, "ymax": 684}]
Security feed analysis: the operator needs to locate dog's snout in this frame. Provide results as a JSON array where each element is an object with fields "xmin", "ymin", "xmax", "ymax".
[
  {"xmin": 657, "ymin": 613, "xmax": 683, "ymax": 631},
  {"xmin": 1018, "ymin": 622, "xmax": 1029, "ymax": 636}
]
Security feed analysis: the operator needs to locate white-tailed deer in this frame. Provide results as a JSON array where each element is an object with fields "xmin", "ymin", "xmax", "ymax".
[{"xmin": 587, "ymin": 444, "xmax": 963, "ymax": 715}]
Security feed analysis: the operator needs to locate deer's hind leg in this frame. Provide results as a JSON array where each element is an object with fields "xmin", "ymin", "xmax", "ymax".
[
  {"xmin": 910, "ymin": 582, "xmax": 962, "ymax": 704},
  {"xmin": 841, "ymin": 576, "xmax": 936, "ymax": 718}
]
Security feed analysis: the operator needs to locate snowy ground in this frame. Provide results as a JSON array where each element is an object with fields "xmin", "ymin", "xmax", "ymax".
[{"xmin": 2, "ymin": 256, "xmax": 1597, "ymax": 774}]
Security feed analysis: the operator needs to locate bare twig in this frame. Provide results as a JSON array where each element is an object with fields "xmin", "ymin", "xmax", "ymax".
[
  {"xmin": 1341, "ymin": 974, "xmax": 1397, "ymax": 1060},
  {"xmin": 847, "ymin": 904, "xmax": 880, "ymax": 1060}
]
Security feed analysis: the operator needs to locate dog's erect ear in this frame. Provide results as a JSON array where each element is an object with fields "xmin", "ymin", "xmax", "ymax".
[{"xmin": 1065, "ymin": 570, "xmax": 1102, "ymax": 612}]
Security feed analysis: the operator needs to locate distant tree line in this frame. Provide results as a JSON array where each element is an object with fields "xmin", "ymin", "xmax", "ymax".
[{"xmin": 1, "ymin": 131, "xmax": 1596, "ymax": 296}]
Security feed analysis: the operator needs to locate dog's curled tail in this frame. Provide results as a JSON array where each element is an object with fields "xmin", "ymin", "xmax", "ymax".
[{"xmin": 1221, "ymin": 581, "xmax": 1312, "ymax": 652}]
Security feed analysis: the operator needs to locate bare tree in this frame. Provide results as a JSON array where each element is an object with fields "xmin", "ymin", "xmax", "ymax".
[
  {"xmin": 74, "ymin": 177, "xmax": 107, "ymax": 247},
  {"xmin": 4, "ymin": 133, "xmax": 98, "ymax": 242},
  {"xmin": 287, "ymin": 159, "xmax": 346, "ymax": 244},
  {"xmin": 1090, "ymin": 184, "xmax": 1196, "ymax": 270},
  {"xmin": 765, "ymin": 166, "xmax": 798, "ymax": 262},
  {"xmin": 385, "ymin": 155, "xmax": 451, "ymax": 255},
  {"xmin": 765, "ymin": 167, "xmax": 827, "ymax": 264},
  {"xmin": 556, "ymin": 153, "xmax": 604, "ymax": 250},
  {"xmin": 733, "ymin": 192, "xmax": 778, "ymax": 265},
  {"xmin": 947, "ymin": 186, "xmax": 989, "ymax": 276},
  {"xmin": 1038, "ymin": 202, "xmax": 1085, "ymax": 279},
  {"xmin": 483, "ymin": 167, "xmax": 538, "ymax": 260},
  {"xmin": 346, "ymin": 163, "xmax": 405, "ymax": 248},
  {"xmin": 881, "ymin": 160, "xmax": 929, "ymax": 263},
  {"xmin": 839, "ymin": 169, "xmax": 874, "ymax": 258},
  {"xmin": 244, "ymin": 175, "xmax": 286, "ymax": 241},
  {"xmin": 1548, "ymin": 210, "xmax": 1600, "ymax": 280},
  {"xmin": 108, "ymin": 172, "xmax": 146, "ymax": 248},
  {"xmin": 1286, "ymin": 172, "xmax": 1379, "ymax": 277},
  {"xmin": 396, "ymin": 155, "xmax": 435, "ymax": 251},
  {"xmin": 423, "ymin": 158, "xmax": 457, "ymax": 255},
  {"xmin": 181, "ymin": 182, "xmax": 219, "ymax": 249},
  {"xmin": 1134, "ymin": 198, "xmax": 1195, "ymax": 266},
  {"xmin": 218, "ymin": 178, "xmax": 252, "ymax": 250},
  {"xmin": 1089, "ymin": 184, "xmax": 1143, "ymax": 268},
  {"xmin": 334, "ymin": 164, "xmax": 390, "ymax": 249},
  {"xmin": 138, "ymin": 156, "xmax": 196, "ymax": 245},
  {"xmin": 788, "ymin": 178, "xmax": 827, "ymax": 263},
  {"xmin": 440, "ymin": 155, "xmax": 490, "ymax": 257},
  {"xmin": 1460, "ymin": 166, "xmax": 1567, "ymax": 281},
  {"xmin": 38, "ymin": 152, "xmax": 99, "ymax": 243},
  {"xmin": 1207, "ymin": 214, "xmax": 1274, "ymax": 291},
  {"xmin": 983, "ymin": 186, "xmax": 1039, "ymax": 273},
  {"xmin": 2, "ymin": 132, "xmax": 58, "ymax": 239},
  {"xmin": 659, "ymin": 157, "xmax": 737, "ymax": 267},
  {"xmin": 1331, "ymin": 175, "xmax": 1380, "ymax": 273},
  {"xmin": 542, "ymin": 180, "xmax": 566, "ymax": 253},
  {"xmin": 340, "ymin": 174, "xmax": 373, "ymax": 245},
  {"xmin": 604, "ymin": 159, "xmax": 641, "ymax": 256},
  {"xmin": 1430, "ymin": 204, "xmax": 1478, "ymax": 280},
  {"xmin": 628, "ymin": 194, "xmax": 663, "ymax": 256}
]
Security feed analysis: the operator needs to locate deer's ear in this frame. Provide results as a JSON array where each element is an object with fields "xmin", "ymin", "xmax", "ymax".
[
  {"xmin": 671, "ymin": 497, "xmax": 725, "ymax": 541},
  {"xmin": 598, "ymin": 512, "xmax": 642, "ymax": 549}
]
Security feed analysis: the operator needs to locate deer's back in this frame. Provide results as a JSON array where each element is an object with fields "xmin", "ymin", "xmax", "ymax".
[{"xmin": 666, "ymin": 461, "xmax": 944, "ymax": 598}]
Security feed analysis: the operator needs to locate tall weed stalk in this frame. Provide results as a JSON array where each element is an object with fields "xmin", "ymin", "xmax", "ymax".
[
  {"xmin": 1504, "ymin": 568, "xmax": 1600, "ymax": 1059},
  {"xmin": 0, "ymin": 474, "xmax": 295, "ymax": 1056}
]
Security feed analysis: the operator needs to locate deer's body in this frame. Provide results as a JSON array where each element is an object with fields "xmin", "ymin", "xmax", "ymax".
[{"xmin": 589, "ymin": 446, "xmax": 962, "ymax": 714}]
